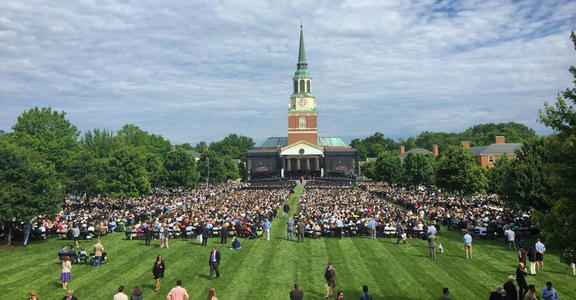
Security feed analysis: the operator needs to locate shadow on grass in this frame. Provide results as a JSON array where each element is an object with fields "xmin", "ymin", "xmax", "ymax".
[
  {"xmin": 140, "ymin": 283, "xmax": 155, "ymax": 290},
  {"xmin": 195, "ymin": 273, "xmax": 211, "ymax": 280}
]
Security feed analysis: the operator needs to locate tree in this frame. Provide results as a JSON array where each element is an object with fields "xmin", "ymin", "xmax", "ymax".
[
  {"xmin": 486, "ymin": 155, "xmax": 512, "ymax": 194},
  {"xmin": 193, "ymin": 141, "xmax": 208, "ymax": 153},
  {"xmin": 397, "ymin": 137, "xmax": 416, "ymax": 151},
  {"xmin": 535, "ymin": 31, "xmax": 576, "ymax": 250},
  {"xmin": 10, "ymin": 107, "xmax": 80, "ymax": 179},
  {"xmin": 361, "ymin": 160, "xmax": 377, "ymax": 179},
  {"xmin": 106, "ymin": 147, "xmax": 151, "ymax": 197},
  {"xmin": 209, "ymin": 134, "xmax": 255, "ymax": 159},
  {"xmin": 415, "ymin": 131, "xmax": 460, "ymax": 151},
  {"xmin": 350, "ymin": 132, "xmax": 399, "ymax": 160},
  {"xmin": 81, "ymin": 129, "xmax": 120, "ymax": 159},
  {"xmin": 198, "ymin": 151, "xmax": 239, "ymax": 184},
  {"xmin": 117, "ymin": 124, "xmax": 171, "ymax": 157},
  {"xmin": 67, "ymin": 150, "xmax": 108, "ymax": 198},
  {"xmin": 0, "ymin": 140, "xmax": 63, "ymax": 245},
  {"xmin": 373, "ymin": 151, "xmax": 403, "ymax": 183},
  {"xmin": 403, "ymin": 153, "xmax": 436, "ymax": 186},
  {"xmin": 116, "ymin": 124, "xmax": 171, "ymax": 188},
  {"xmin": 175, "ymin": 143, "xmax": 194, "ymax": 151},
  {"xmin": 500, "ymin": 138, "xmax": 549, "ymax": 210},
  {"xmin": 461, "ymin": 122, "xmax": 537, "ymax": 146},
  {"xmin": 435, "ymin": 145, "xmax": 486, "ymax": 194},
  {"xmin": 160, "ymin": 148, "xmax": 199, "ymax": 188}
]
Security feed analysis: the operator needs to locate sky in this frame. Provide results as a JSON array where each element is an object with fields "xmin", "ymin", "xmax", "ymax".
[{"xmin": 1, "ymin": 0, "xmax": 575, "ymax": 145}]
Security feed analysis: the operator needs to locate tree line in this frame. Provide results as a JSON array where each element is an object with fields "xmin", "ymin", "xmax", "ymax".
[
  {"xmin": 0, "ymin": 111, "xmax": 252, "ymax": 244},
  {"xmin": 351, "ymin": 122, "xmax": 537, "ymax": 161}
]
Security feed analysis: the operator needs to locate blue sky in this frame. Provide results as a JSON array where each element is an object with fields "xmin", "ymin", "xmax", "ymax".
[{"xmin": 1, "ymin": 0, "xmax": 575, "ymax": 145}]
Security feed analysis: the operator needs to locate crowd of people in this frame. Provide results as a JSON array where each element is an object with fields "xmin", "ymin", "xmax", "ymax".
[
  {"xmin": 9, "ymin": 179, "xmax": 575, "ymax": 299},
  {"xmin": 294, "ymin": 187, "xmax": 411, "ymax": 238},
  {"xmin": 362, "ymin": 182, "xmax": 537, "ymax": 239},
  {"xmin": 20, "ymin": 181, "xmax": 290, "ymax": 245}
]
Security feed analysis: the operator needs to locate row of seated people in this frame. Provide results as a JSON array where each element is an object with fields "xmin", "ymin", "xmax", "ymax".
[
  {"xmin": 295, "ymin": 219, "xmax": 439, "ymax": 239},
  {"xmin": 361, "ymin": 182, "xmax": 536, "ymax": 238},
  {"xmin": 305, "ymin": 180, "xmax": 355, "ymax": 189},
  {"xmin": 123, "ymin": 223, "xmax": 264, "ymax": 240},
  {"xmin": 57, "ymin": 245, "xmax": 108, "ymax": 264}
]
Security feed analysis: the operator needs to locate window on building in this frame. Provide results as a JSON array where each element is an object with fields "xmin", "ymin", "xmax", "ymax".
[
  {"xmin": 293, "ymin": 81, "xmax": 298, "ymax": 94},
  {"xmin": 299, "ymin": 80, "xmax": 305, "ymax": 93},
  {"xmin": 306, "ymin": 80, "xmax": 310, "ymax": 93},
  {"xmin": 489, "ymin": 156, "xmax": 494, "ymax": 162},
  {"xmin": 299, "ymin": 116, "xmax": 306, "ymax": 129}
]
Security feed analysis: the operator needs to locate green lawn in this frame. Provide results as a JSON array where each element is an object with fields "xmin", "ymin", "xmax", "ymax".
[{"xmin": 1, "ymin": 185, "xmax": 574, "ymax": 300}]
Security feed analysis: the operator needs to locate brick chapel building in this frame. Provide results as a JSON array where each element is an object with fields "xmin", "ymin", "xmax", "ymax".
[{"xmin": 246, "ymin": 27, "xmax": 358, "ymax": 180}]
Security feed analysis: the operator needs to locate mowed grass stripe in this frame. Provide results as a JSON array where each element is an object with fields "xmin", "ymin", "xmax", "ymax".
[{"xmin": 236, "ymin": 184, "xmax": 302, "ymax": 299}]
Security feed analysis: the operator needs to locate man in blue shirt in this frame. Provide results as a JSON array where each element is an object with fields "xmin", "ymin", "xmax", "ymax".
[
  {"xmin": 263, "ymin": 219, "xmax": 271, "ymax": 241},
  {"xmin": 463, "ymin": 231, "xmax": 473, "ymax": 259},
  {"xmin": 368, "ymin": 219, "xmax": 377, "ymax": 240},
  {"xmin": 286, "ymin": 218, "xmax": 294, "ymax": 240},
  {"xmin": 542, "ymin": 281, "xmax": 558, "ymax": 300}
]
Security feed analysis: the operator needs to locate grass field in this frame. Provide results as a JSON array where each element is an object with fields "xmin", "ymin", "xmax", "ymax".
[{"xmin": 1, "ymin": 185, "xmax": 575, "ymax": 300}]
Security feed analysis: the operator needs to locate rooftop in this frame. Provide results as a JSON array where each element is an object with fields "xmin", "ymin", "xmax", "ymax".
[
  {"xmin": 259, "ymin": 136, "xmax": 348, "ymax": 148},
  {"xmin": 469, "ymin": 143, "xmax": 522, "ymax": 155}
]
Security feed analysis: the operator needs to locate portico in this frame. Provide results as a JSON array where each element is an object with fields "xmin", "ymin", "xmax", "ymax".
[{"xmin": 280, "ymin": 141, "xmax": 324, "ymax": 179}]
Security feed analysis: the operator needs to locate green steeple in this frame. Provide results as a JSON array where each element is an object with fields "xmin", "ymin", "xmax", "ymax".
[
  {"xmin": 294, "ymin": 25, "xmax": 311, "ymax": 79},
  {"xmin": 298, "ymin": 25, "xmax": 307, "ymax": 65}
]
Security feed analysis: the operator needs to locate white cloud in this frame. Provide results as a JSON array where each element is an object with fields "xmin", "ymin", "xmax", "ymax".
[{"xmin": 0, "ymin": 0, "xmax": 574, "ymax": 144}]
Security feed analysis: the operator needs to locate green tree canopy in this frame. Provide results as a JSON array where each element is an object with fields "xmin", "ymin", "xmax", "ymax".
[
  {"xmin": 175, "ymin": 143, "xmax": 194, "ymax": 151},
  {"xmin": 67, "ymin": 150, "xmax": 108, "ymax": 198},
  {"xmin": 414, "ymin": 131, "xmax": 460, "ymax": 151},
  {"xmin": 500, "ymin": 138, "xmax": 550, "ymax": 210},
  {"xmin": 486, "ymin": 155, "xmax": 512, "ymax": 194},
  {"xmin": 198, "ymin": 151, "xmax": 239, "ymax": 184},
  {"xmin": 0, "ymin": 140, "xmax": 63, "ymax": 245},
  {"xmin": 403, "ymin": 153, "xmax": 436, "ymax": 186},
  {"xmin": 160, "ymin": 148, "xmax": 199, "ymax": 188},
  {"xmin": 106, "ymin": 146, "xmax": 151, "ymax": 197},
  {"xmin": 81, "ymin": 128, "xmax": 120, "ymax": 159},
  {"xmin": 117, "ymin": 124, "xmax": 172, "ymax": 157},
  {"xmin": 435, "ymin": 145, "xmax": 486, "ymax": 194},
  {"xmin": 535, "ymin": 31, "xmax": 576, "ymax": 250},
  {"xmin": 373, "ymin": 151, "xmax": 404, "ymax": 183},
  {"xmin": 460, "ymin": 122, "xmax": 537, "ymax": 146},
  {"xmin": 350, "ymin": 132, "xmax": 400, "ymax": 160},
  {"xmin": 208, "ymin": 134, "xmax": 255, "ymax": 159},
  {"xmin": 10, "ymin": 107, "xmax": 80, "ymax": 178},
  {"xmin": 193, "ymin": 141, "xmax": 208, "ymax": 153}
]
